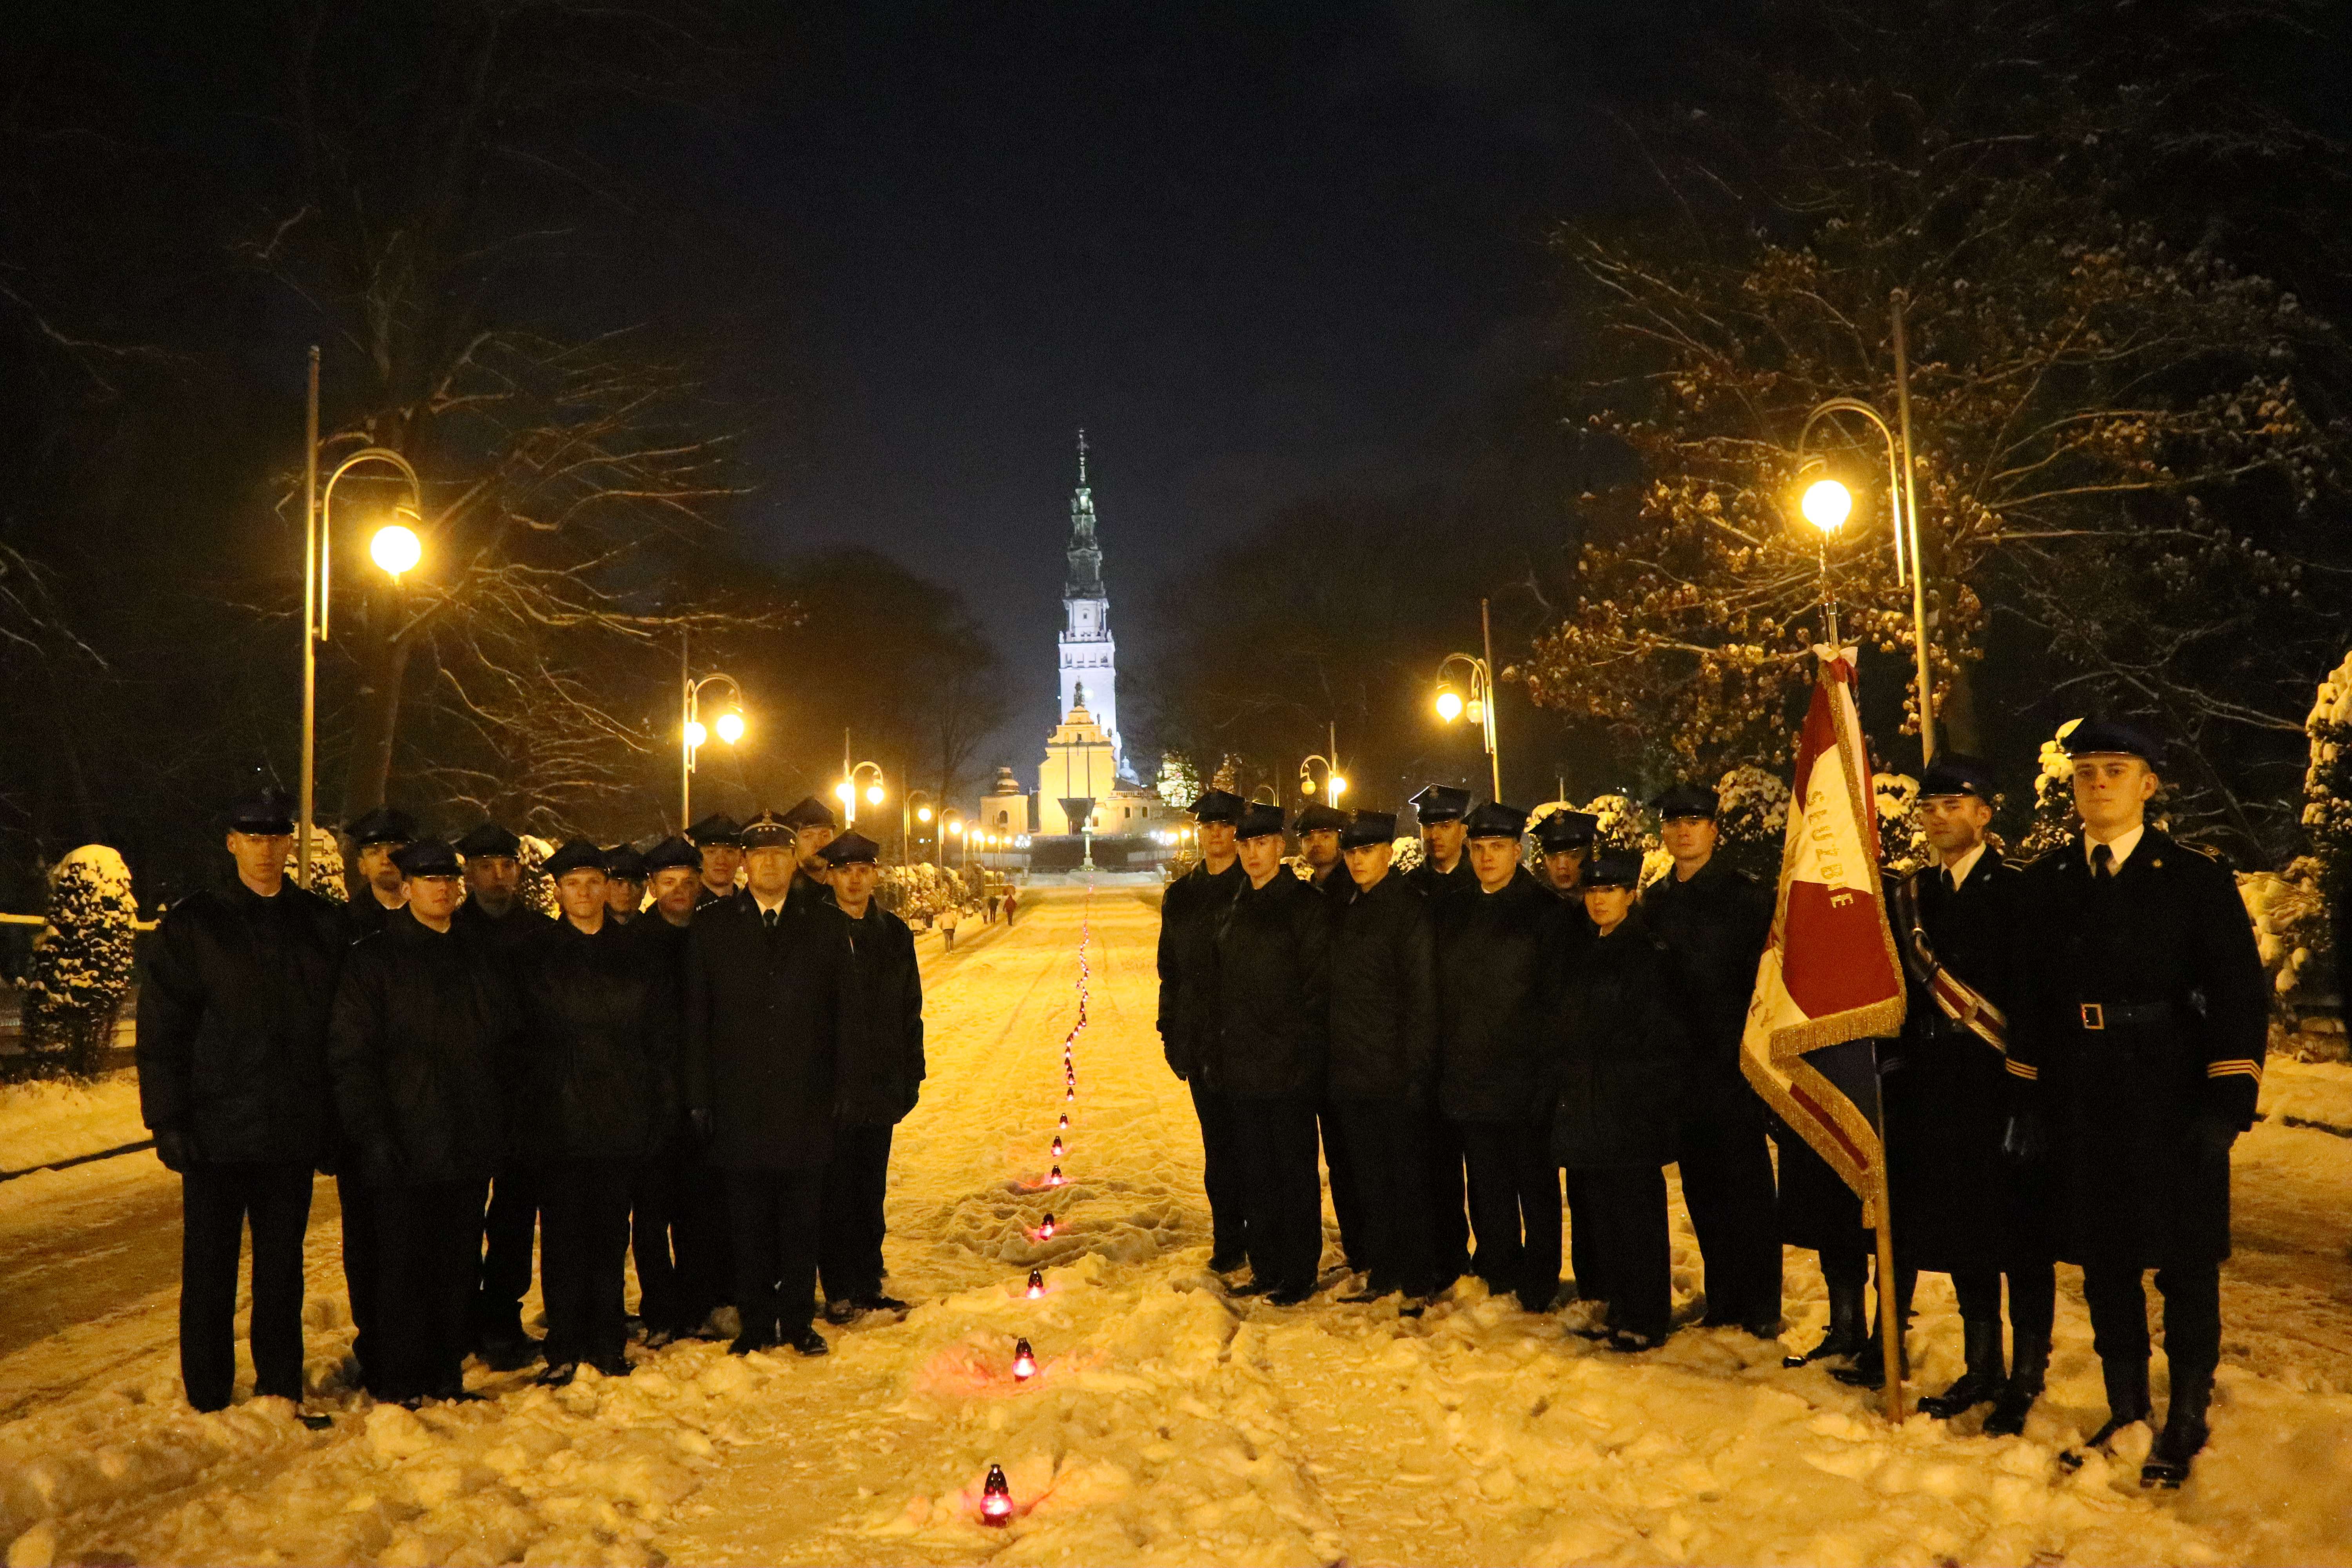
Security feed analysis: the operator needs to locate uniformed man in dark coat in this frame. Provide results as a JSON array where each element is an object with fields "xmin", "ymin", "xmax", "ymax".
[
  {"xmin": 688, "ymin": 813, "xmax": 746, "ymax": 906},
  {"xmin": 1533, "ymin": 809, "xmax": 1598, "ymax": 899},
  {"xmin": 1157, "ymin": 788, "xmax": 1250, "ymax": 1271},
  {"xmin": 1404, "ymin": 782, "xmax": 1478, "ymax": 1281},
  {"xmin": 1206, "ymin": 803, "xmax": 1331, "ymax": 1304},
  {"xmin": 1405, "ymin": 784, "xmax": 1475, "ymax": 899},
  {"xmin": 2005, "ymin": 721, "xmax": 2267, "ymax": 1486},
  {"xmin": 451, "ymin": 820, "xmax": 554, "ymax": 1366},
  {"xmin": 343, "ymin": 806, "xmax": 417, "ymax": 940},
  {"xmin": 604, "ymin": 843, "xmax": 647, "ymax": 924},
  {"xmin": 1436, "ymin": 802, "xmax": 1573, "ymax": 1311},
  {"xmin": 644, "ymin": 835, "xmax": 704, "ymax": 931},
  {"xmin": 326, "ymin": 838, "xmax": 519, "ymax": 1404},
  {"xmin": 685, "ymin": 812, "xmax": 850, "ymax": 1357},
  {"xmin": 1546, "ymin": 849, "xmax": 1687, "ymax": 1350},
  {"xmin": 1292, "ymin": 797, "xmax": 1359, "ymax": 1268},
  {"xmin": 1875, "ymin": 757, "xmax": 2057, "ymax": 1433},
  {"xmin": 632, "ymin": 834, "xmax": 728, "ymax": 1339},
  {"xmin": 780, "ymin": 796, "xmax": 841, "ymax": 908},
  {"xmin": 135, "ymin": 782, "xmax": 346, "ymax": 1419},
  {"xmin": 816, "ymin": 829, "xmax": 924, "ymax": 1320},
  {"xmin": 1295, "ymin": 802, "xmax": 1347, "ymax": 890},
  {"xmin": 1640, "ymin": 781, "xmax": 1781, "ymax": 1337}
]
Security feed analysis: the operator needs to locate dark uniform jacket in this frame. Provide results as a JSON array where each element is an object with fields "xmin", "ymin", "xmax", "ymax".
[
  {"xmin": 136, "ymin": 880, "xmax": 348, "ymax": 1167},
  {"xmin": 346, "ymin": 891, "xmax": 409, "ymax": 944},
  {"xmin": 1640, "ymin": 856, "xmax": 1772, "ymax": 1122},
  {"xmin": 684, "ymin": 894, "xmax": 851, "ymax": 1171},
  {"xmin": 1203, "ymin": 869, "xmax": 1330, "ymax": 1100},
  {"xmin": 1884, "ymin": 851, "xmax": 2031, "ymax": 1272},
  {"xmin": 510, "ymin": 917, "xmax": 680, "ymax": 1163},
  {"xmin": 1405, "ymin": 853, "xmax": 1475, "ymax": 906},
  {"xmin": 1545, "ymin": 909, "xmax": 1688, "ymax": 1169},
  {"xmin": 1326, "ymin": 871, "xmax": 1437, "ymax": 1101},
  {"xmin": 1156, "ymin": 859, "xmax": 1243, "ymax": 1080},
  {"xmin": 835, "ymin": 904, "xmax": 926, "ymax": 1126},
  {"xmin": 1435, "ymin": 869, "xmax": 1575, "ymax": 1125},
  {"xmin": 2007, "ymin": 829, "xmax": 2267, "ymax": 1266},
  {"xmin": 450, "ymin": 897, "xmax": 552, "ymax": 962},
  {"xmin": 326, "ymin": 910, "xmax": 519, "ymax": 1185}
]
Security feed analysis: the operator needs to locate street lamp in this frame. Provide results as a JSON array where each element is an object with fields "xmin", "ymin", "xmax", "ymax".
[
  {"xmin": 903, "ymin": 789, "xmax": 939, "ymax": 866},
  {"xmin": 838, "ymin": 759, "xmax": 885, "ymax": 824},
  {"xmin": 678, "ymin": 634, "xmax": 747, "ymax": 828},
  {"xmin": 1299, "ymin": 720, "xmax": 1348, "ymax": 807},
  {"xmin": 1432, "ymin": 598, "xmax": 1503, "ymax": 799}
]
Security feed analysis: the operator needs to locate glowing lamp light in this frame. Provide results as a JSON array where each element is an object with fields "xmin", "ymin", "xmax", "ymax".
[
  {"xmin": 1464, "ymin": 698, "xmax": 1486, "ymax": 724},
  {"xmin": 1026, "ymin": 1269, "xmax": 1045, "ymax": 1299},
  {"xmin": 949, "ymin": 820, "xmax": 964, "ymax": 836},
  {"xmin": 917, "ymin": 805, "xmax": 933, "ymax": 822},
  {"xmin": 1435, "ymin": 688, "xmax": 1465, "ymax": 723},
  {"xmin": 715, "ymin": 710, "xmax": 745, "ymax": 745},
  {"xmin": 1039, "ymin": 1212, "xmax": 1056, "ymax": 1239},
  {"xmin": 1051, "ymin": 1136, "xmax": 1064, "ymax": 1157},
  {"xmin": 866, "ymin": 784, "xmax": 886, "ymax": 805},
  {"xmin": 1049, "ymin": 1166, "xmax": 1064, "ymax": 1187},
  {"xmin": 684, "ymin": 719, "xmax": 708, "ymax": 750},
  {"xmin": 1065, "ymin": 1085, "xmax": 1074, "ymax": 1101},
  {"xmin": 1058, "ymin": 1113, "xmax": 1069, "ymax": 1130},
  {"xmin": 1328, "ymin": 775, "xmax": 1348, "ymax": 800},
  {"xmin": 835, "ymin": 781, "xmax": 855, "ymax": 804},
  {"xmin": 981, "ymin": 1463, "xmax": 1013, "ymax": 1525},
  {"xmin": 1011, "ymin": 1339, "xmax": 1037, "ymax": 1381},
  {"xmin": 1802, "ymin": 477, "xmax": 1854, "ymax": 535},
  {"xmin": 370, "ymin": 522, "xmax": 423, "ymax": 580}
]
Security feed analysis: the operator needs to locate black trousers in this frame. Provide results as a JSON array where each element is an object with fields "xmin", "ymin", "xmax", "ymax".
[
  {"xmin": 1423, "ymin": 1109, "xmax": 1473, "ymax": 1283},
  {"xmin": 178, "ymin": 1162, "xmax": 314, "ymax": 1412},
  {"xmin": 819, "ymin": 1123, "xmax": 895, "ymax": 1303},
  {"xmin": 336, "ymin": 1169, "xmax": 383, "ymax": 1394},
  {"xmin": 1570, "ymin": 1165, "xmax": 1672, "ymax": 1341},
  {"xmin": 1461, "ymin": 1121, "xmax": 1563, "ymax": 1307},
  {"xmin": 2082, "ymin": 1259, "xmax": 2223, "ymax": 1391},
  {"xmin": 1564, "ymin": 1170, "xmax": 1599, "ymax": 1303},
  {"xmin": 539, "ymin": 1158, "xmax": 634, "ymax": 1368},
  {"xmin": 1677, "ymin": 1109, "xmax": 1782, "ymax": 1328},
  {"xmin": 726, "ymin": 1167, "xmax": 825, "ymax": 1340},
  {"xmin": 1318, "ymin": 1102, "xmax": 1365, "ymax": 1271},
  {"xmin": 1230, "ymin": 1095, "xmax": 1324, "ymax": 1294},
  {"xmin": 1191, "ymin": 1081, "xmax": 1249, "ymax": 1263},
  {"xmin": 1332, "ymin": 1098, "xmax": 1437, "ymax": 1296},
  {"xmin": 629, "ymin": 1143, "xmax": 680, "ymax": 1332},
  {"xmin": 669, "ymin": 1136, "xmax": 735, "ymax": 1332},
  {"xmin": 374, "ymin": 1179, "xmax": 487, "ymax": 1401},
  {"xmin": 473, "ymin": 1165, "xmax": 543, "ymax": 1345},
  {"xmin": 1943, "ymin": 1262, "xmax": 2056, "ymax": 1344}
]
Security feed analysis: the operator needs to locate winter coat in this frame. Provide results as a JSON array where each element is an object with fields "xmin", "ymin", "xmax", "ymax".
[
  {"xmin": 326, "ymin": 909, "xmax": 519, "ymax": 1185},
  {"xmin": 1203, "ymin": 869, "xmax": 1330, "ymax": 1100},
  {"xmin": 135, "ymin": 880, "xmax": 349, "ymax": 1167},
  {"xmin": 835, "ymin": 904, "xmax": 926, "ymax": 1126},
  {"xmin": 1325, "ymin": 871, "xmax": 1437, "ymax": 1101},
  {"xmin": 1434, "ymin": 869, "xmax": 1573, "ymax": 1125},
  {"xmin": 1545, "ymin": 910, "xmax": 1688, "ymax": 1169},
  {"xmin": 1156, "ymin": 859, "xmax": 1243, "ymax": 1079},
  {"xmin": 684, "ymin": 894, "xmax": 851, "ymax": 1171},
  {"xmin": 509, "ymin": 916, "xmax": 680, "ymax": 1163},
  {"xmin": 2006, "ymin": 829, "xmax": 2267, "ymax": 1267},
  {"xmin": 1639, "ymin": 855, "xmax": 1772, "ymax": 1123},
  {"xmin": 450, "ymin": 897, "xmax": 552, "ymax": 962},
  {"xmin": 1404, "ymin": 853, "xmax": 1476, "ymax": 906},
  {"xmin": 345, "ymin": 891, "xmax": 409, "ymax": 944}
]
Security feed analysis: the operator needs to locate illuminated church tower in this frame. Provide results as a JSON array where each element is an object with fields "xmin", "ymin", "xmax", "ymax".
[{"xmin": 1057, "ymin": 431, "xmax": 1127, "ymax": 779}]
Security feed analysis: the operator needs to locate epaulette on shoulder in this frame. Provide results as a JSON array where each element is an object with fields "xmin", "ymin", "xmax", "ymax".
[{"xmin": 2178, "ymin": 840, "xmax": 2226, "ymax": 864}]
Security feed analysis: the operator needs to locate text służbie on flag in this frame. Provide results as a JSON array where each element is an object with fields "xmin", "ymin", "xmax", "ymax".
[{"xmin": 1739, "ymin": 644, "xmax": 1908, "ymax": 1220}]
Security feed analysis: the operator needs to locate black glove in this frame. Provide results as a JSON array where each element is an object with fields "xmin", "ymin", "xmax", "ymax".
[
  {"xmin": 2188, "ymin": 1112, "xmax": 2241, "ymax": 1167},
  {"xmin": 1999, "ymin": 1109, "xmax": 2047, "ymax": 1167},
  {"xmin": 152, "ymin": 1128, "xmax": 194, "ymax": 1173},
  {"xmin": 689, "ymin": 1107, "xmax": 713, "ymax": 1142}
]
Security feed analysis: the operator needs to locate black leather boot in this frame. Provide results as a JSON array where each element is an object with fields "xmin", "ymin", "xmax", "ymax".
[
  {"xmin": 1783, "ymin": 1270, "xmax": 1870, "ymax": 1368},
  {"xmin": 1982, "ymin": 1329, "xmax": 2048, "ymax": 1437},
  {"xmin": 2080, "ymin": 1356, "xmax": 2152, "ymax": 1452},
  {"xmin": 2141, "ymin": 1373, "xmax": 2213, "ymax": 1488},
  {"xmin": 1920, "ymin": 1315, "xmax": 2007, "ymax": 1418}
]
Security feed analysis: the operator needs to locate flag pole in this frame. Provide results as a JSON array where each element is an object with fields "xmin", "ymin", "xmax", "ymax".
[{"xmin": 1871, "ymin": 1146, "xmax": 1906, "ymax": 1421}]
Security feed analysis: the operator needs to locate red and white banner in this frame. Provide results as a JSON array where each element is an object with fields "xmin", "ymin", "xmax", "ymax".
[{"xmin": 1740, "ymin": 645, "xmax": 1908, "ymax": 1215}]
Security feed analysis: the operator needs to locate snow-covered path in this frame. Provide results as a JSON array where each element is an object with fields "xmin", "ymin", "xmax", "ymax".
[{"xmin": 4, "ymin": 881, "xmax": 2352, "ymax": 1566}]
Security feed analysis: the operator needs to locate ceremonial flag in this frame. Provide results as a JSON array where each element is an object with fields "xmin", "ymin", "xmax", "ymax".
[{"xmin": 1740, "ymin": 644, "xmax": 1907, "ymax": 1218}]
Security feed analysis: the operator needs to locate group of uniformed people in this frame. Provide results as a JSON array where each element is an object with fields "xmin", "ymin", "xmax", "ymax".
[
  {"xmin": 136, "ymin": 788, "xmax": 927, "ymax": 1416},
  {"xmin": 1156, "ymin": 719, "xmax": 2265, "ymax": 1487}
]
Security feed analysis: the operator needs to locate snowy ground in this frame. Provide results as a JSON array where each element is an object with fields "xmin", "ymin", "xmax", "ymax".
[{"xmin": 2, "ymin": 883, "xmax": 2350, "ymax": 1566}]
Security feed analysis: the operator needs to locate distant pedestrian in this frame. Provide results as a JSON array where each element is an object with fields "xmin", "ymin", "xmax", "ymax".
[
  {"xmin": 983, "ymin": 889, "xmax": 997, "ymax": 925},
  {"xmin": 939, "ymin": 900, "xmax": 961, "ymax": 953},
  {"xmin": 1001, "ymin": 887, "xmax": 1019, "ymax": 928}
]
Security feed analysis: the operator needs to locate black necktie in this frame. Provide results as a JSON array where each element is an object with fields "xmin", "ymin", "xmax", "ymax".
[
  {"xmin": 1939, "ymin": 866, "xmax": 1957, "ymax": 896},
  {"xmin": 763, "ymin": 906, "xmax": 780, "ymax": 931},
  {"xmin": 2091, "ymin": 842, "xmax": 2114, "ymax": 880}
]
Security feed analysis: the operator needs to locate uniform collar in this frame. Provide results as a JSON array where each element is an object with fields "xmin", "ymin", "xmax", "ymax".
[
  {"xmin": 2084, "ymin": 822, "xmax": 2146, "ymax": 873},
  {"xmin": 751, "ymin": 888, "xmax": 789, "ymax": 918},
  {"xmin": 1942, "ymin": 842, "xmax": 1989, "ymax": 889}
]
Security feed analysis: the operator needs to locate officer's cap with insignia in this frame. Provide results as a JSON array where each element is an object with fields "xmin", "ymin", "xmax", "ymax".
[
  {"xmin": 1464, "ymin": 801, "xmax": 1531, "ymax": 840},
  {"xmin": 1916, "ymin": 754, "xmax": 1999, "ymax": 801},
  {"xmin": 1533, "ymin": 809, "xmax": 1599, "ymax": 853},
  {"xmin": 1584, "ymin": 848, "xmax": 1644, "ymax": 888},
  {"xmin": 1189, "ymin": 789, "xmax": 1246, "ymax": 824},
  {"xmin": 1409, "ymin": 784, "xmax": 1472, "ymax": 824},
  {"xmin": 1295, "ymin": 802, "xmax": 1348, "ymax": 835},
  {"xmin": 454, "ymin": 821, "xmax": 521, "ymax": 859},
  {"xmin": 393, "ymin": 838, "xmax": 463, "ymax": 878},
  {"xmin": 779, "ymin": 796, "xmax": 838, "ymax": 832},
  {"xmin": 1651, "ymin": 781, "xmax": 1719, "ymax": 821},
  {"xmin": 603, "ymin": 844, "xmax": 647, "ymax": 882},
  {"xmin": 1235, "ymin": 802, "xmax": 1286, "ymax": 841},
  {"xmin": 543, "ymin": 838, "xmax": 606, "ymax": 878},
  {"xmin": 641, "ymin": 835, "xmax": 701, "ymax": 873},
  {"xmin": 826, "ymin": 829, "xmax": 881, "ymax": 866},
  {"xmin": 226, "ymin": 779, "xmax": 297, "ymax": 835},
  {"xmin": 1340, "ymin": 810, "xmax": 1397, "ymax": 850},
  {"xmin": 687, "ymin": 811, "xmax": 744, "ymax": 848},
  {"xmin": 2061, "ymin": 719, "xmax": 2164, "ymax": 769},
  {"xmin": 346, "ymin": 806, "xmax": 417, "ymax": 849},
  {"xmin": 740, "ymin": 811, "xmax": 795, "ymax": 851}
]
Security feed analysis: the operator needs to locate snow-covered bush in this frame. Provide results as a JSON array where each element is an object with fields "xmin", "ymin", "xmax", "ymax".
[
  {"xmin": 881, "ymin": 862, "xmax": 961, "ymax": 925},
  {"xmin": 2241, "ymin": 861, "xmax": 2327, "ymax": 1015},
  {"xmin": 2016, "ymin": 719, "xmax": 2085, "ymax": 860},
  {"xmin": 1716, "ymin": 766, "xmax": 1791, "ymax": 880},
  {"xmin": 1873, "ymin": 771, "xmax": 1927, "ymax": 875},
  {"xmin": 296, "ymin": 825, "xmax": 347, "ymax": 903},
  {"xmin": 1581, "ymin": 794, "xmax": 1648, "ymax": 854},
  {"xmin": 516, "ymin": 834, "xmax": 558, "ymax": 917},
  {"xmin": 24, "ymin": 846, "xmax": 137, "ymax": 1078},
  {"xmin": 1156, "ymin": 753, "xmax": 1201, "ymax": 809},
  {"xmin": 1389, "ymin": 836, "xmax": 1423, "ymax": 875},
  {"xmin": 2300, "ymin": 650, "xmax": 2351, "ymax": 1002}
]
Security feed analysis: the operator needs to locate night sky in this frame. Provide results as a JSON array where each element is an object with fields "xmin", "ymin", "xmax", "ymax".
[{"xmin": 720, "ymin": 2, "xmax": 1667, "ymax": 773}]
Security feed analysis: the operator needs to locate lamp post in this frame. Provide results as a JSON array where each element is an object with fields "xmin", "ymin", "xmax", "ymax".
[
  {"xmin": 837, "ymin": 758, "xmax": 886, "ymax": 826},
  {"xmin": 301, "ymin": 346, "xmax": 428, "ymax": 891},
  {"xmin": 1790, "ymin": 295, "xmax": 1935, "ymax": 765},
  {"xmin": 678, "ymin": 634, "xmax": 748, "ymax": 828},
  {"xmin": 902, "ymin": 789, "xmax": 938, "ymax": 867},
  {"xmin": 1433, "ymin": 598, "xmax": 1502, "ymax": 799}
]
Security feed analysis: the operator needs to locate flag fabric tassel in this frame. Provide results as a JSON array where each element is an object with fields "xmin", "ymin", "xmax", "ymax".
[{"xmin": 1739, "ymin": 642, "xmax": 1911, "ymax": 1419}]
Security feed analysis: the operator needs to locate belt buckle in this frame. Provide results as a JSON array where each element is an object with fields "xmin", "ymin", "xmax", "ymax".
[{"xmin": 2079, "ymin": 1003, "xmax": 2105, "ymax": 1031}]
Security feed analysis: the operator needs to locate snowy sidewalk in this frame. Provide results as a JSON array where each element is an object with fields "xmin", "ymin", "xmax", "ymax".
[{"xmin": 4, "ymin": 883, "xmax": 2351, "ymax": 1565}]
